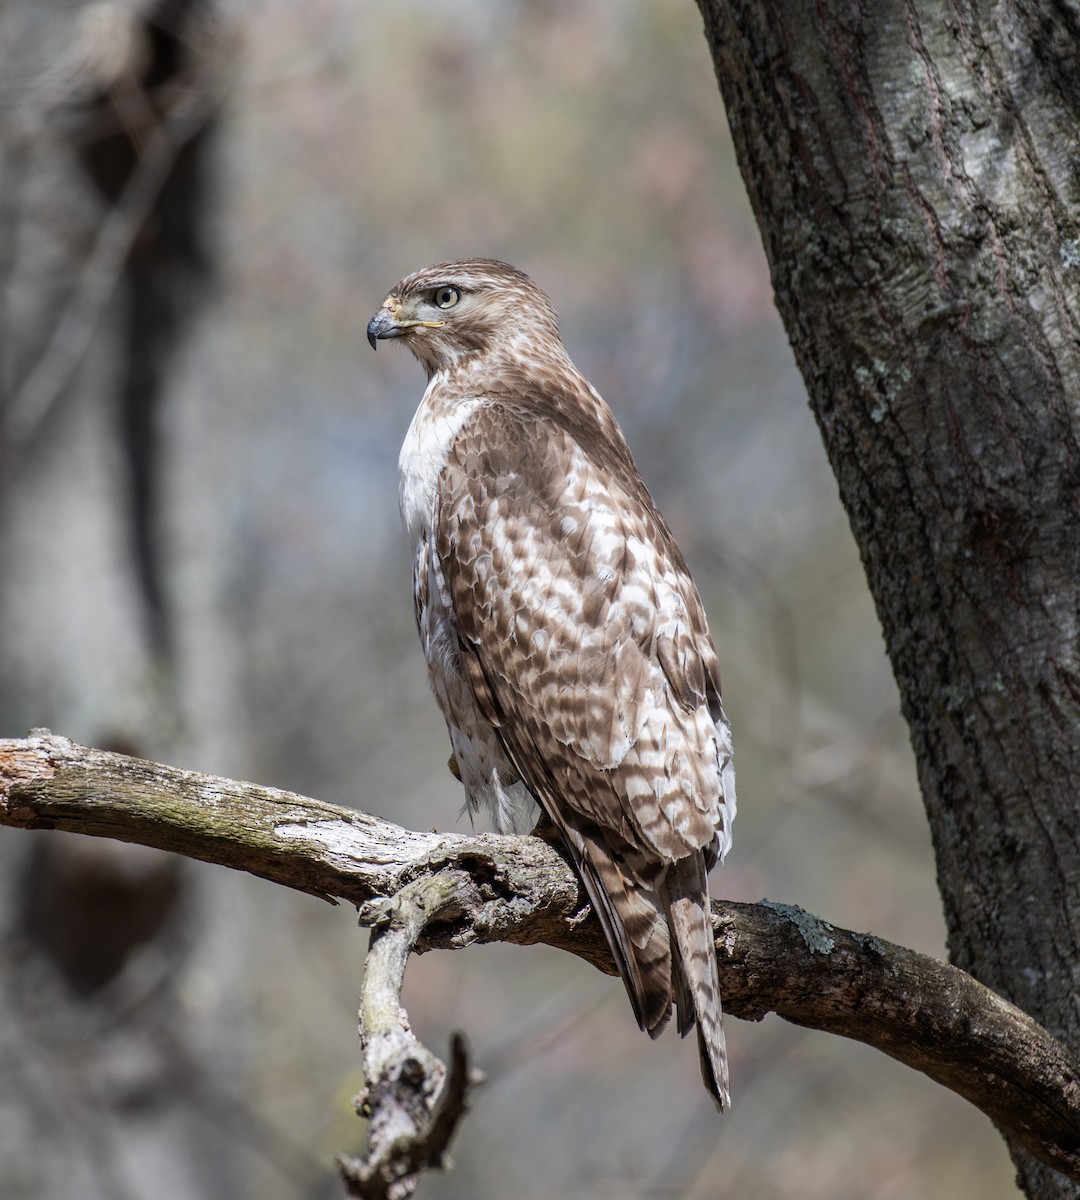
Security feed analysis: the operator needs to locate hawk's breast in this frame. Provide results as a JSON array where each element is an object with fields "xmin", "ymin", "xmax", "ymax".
[{"xmin": 399, "ymin": 385, "xmax": 532, "ymax": 833}]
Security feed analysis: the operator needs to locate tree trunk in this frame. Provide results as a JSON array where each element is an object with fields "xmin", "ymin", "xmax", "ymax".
[{"xmin": 696, "ymin": 2, "xmax": 1080, "ymax": 1195}]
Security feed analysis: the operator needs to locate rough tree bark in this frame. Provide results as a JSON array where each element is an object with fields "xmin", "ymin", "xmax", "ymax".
[{"xmin": 696, "ymin": 3, "xmax": 1080, "ymax": 1195}]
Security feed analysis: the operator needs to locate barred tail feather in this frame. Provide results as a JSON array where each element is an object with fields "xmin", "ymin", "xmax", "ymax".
[
  {"xmin": 526, "ymin": 800, "xmax": 725, "ymax": 1103},
  {"xmin": 663, "ymin": 853, "xmax": 729, "ymax": 1110},
  {"xmin": 581, "ymin": 843, "xmax": 674, "ymax": 1037}
]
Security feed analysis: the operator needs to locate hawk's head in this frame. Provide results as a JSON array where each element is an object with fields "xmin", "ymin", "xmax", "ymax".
[{"xmin": 367, "ymin": 258, "xmax": 562, "ymax": 377}]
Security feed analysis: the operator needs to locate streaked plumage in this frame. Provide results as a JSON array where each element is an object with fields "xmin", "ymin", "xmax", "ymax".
[{"xmin": 367, "ymin": 259, "xmax": 736, "ymax": 1107}]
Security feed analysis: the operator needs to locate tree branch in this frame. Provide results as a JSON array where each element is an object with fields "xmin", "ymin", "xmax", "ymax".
[
  {"xmin": 3, "ymin": 732, "xmax": 1079, "ymax": 1184},
  {"xmin": 339, "ymin": 878, "xmax": 481, "ymax": 1198}
]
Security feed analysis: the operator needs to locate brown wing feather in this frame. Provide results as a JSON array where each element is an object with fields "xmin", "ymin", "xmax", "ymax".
[
  {"xmin": 436, "ymin": 397, "xmax": 732, "ymax": 1106},
  {"xmin": 559, "ymin": 810, "xmax": 675, "ymax": 1037},
  {"xmin": 438, "ymin": 401, "xmax": 728, "ymax": 848}
]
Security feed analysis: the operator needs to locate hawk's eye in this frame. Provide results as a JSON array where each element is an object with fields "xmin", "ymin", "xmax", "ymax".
[{"xmin": 432, "ymin": 286, "xmax": 461, "ymax": 310}]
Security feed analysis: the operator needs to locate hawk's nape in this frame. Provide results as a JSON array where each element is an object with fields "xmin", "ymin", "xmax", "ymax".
[{"xmin": 368, "ymin": 258, "xmax": 736, "ymax": 1109}]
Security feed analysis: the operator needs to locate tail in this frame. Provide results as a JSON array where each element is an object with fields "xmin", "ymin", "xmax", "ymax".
[
  {"xmin": 540, "ymin": 813, "xmax": 728, "ymax": 1106},
  {"xmin": 579, "ymin": 840, "xmax": 674, "ymax": 1037},
  {"xmin": 663, "ymin": 853, "xmax": 729, "ymax": 1109}
]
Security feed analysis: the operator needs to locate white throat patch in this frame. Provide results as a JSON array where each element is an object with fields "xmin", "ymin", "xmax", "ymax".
[{"xmin": 398, "ymin": 384, "xmax": 482, "ymax": 540}]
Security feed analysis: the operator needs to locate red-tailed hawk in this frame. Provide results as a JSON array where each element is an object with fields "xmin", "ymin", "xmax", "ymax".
[{"xmin": 367, "ymin": 259, "xmax": 736, "ymax": 1108}]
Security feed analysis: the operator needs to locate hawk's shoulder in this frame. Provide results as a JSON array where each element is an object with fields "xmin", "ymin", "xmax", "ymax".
[{"xmin": 434, "ymin": 365, "xmax": 650, "ymax": 510}]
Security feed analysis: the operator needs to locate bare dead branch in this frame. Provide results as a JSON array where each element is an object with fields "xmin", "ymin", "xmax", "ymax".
[
  {"xmin": 339, "ymin": 876, "xmax": 481, "ymax": 1198},
  {"xmin": 2, "ymin": 731, "xmax": 1079, "ymax": 1184}
]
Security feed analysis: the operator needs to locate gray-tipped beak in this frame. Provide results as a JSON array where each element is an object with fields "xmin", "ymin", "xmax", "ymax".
[{"xmin": 366, "ymin": 309, "xmax": 399, "ymax": 350}]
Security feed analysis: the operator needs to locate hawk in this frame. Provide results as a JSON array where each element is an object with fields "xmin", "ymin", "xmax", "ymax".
[{"xmin": 367, "ymin": 259, "xmax": 736, "ymax": 1108}]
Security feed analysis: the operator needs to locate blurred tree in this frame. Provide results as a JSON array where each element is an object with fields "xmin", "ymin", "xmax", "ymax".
[
  {"xmin": 697, "ymin": 3, "xmax": 1080, "ymax": 1196},
  {"xmin": 72, "ymin": 0, "xmax": 218, "ymax": 665},
  {"xmin": 0, "ymin": 4, "xmax": 233, "ymax": 1198}
]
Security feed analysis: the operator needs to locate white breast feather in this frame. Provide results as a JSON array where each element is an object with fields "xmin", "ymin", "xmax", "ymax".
[
  {"xmin": 398, "ymin": 383, "xmax": 533, "ymax": 834},
  {"xmin": 398, "ymin": 381, "xmax": 481, "ymax": 540}
]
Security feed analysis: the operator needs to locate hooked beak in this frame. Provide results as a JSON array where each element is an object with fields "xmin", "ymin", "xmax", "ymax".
[
  {"xmin": 366, "ymin": 301, "xmax": 447, "ymax": 351},
  {"xmin": 366, "ymin": 308, "xmax": 399, "ymax": 351}
]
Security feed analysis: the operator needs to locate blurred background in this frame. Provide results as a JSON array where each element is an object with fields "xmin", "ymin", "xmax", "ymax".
[{"xmin": 0, "ymin": 1, "xmax": 1018, "ymax": 1197}]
